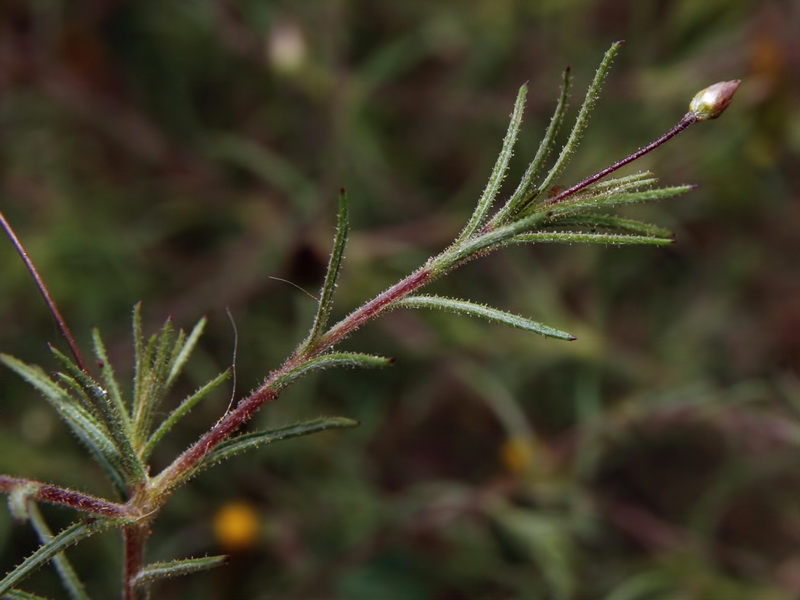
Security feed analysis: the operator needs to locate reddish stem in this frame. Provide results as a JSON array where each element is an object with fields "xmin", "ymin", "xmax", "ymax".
[
  {"xmin": 0, "ymin": 474, "xmax": 129, "ymax": 517},
  {"xmin": 153, "ymin": 267, "xmax": 433, "ymax": 489},
  {"xmin": 0, "ymin": 211, "xmax": 91, "ymax": 373},
  {"xmin": 123, "ymin": 525, "xmax": 148, "ymax": 600},
  {"xmin": 547, "ymin": 112, "xmax": 698, "ymax": 205}
]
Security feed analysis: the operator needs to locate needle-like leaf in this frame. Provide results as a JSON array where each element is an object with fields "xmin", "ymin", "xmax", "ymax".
[
  {"xmin": 26, "ymin": 502, "xmax": 91, "ymax": 600},
  {"xmin": 166, "ymin": 317, "xmax": 207, "ymax": 388},
  {"xmin": 528, "ymin": 41, "xmax": 625, "ymax": 211},
  {"xmin": 1, "ymin": 588, "xmax": 51, "ymax": 599},
  {"xmin": 197, "ymin": 416, "xmax": 359, "ymax": 472},
  {"xmin": 132, "ymin": 303, "xmax": 145, "ymax": 421},
  {"xmin": 458, "ymin": 83, "xmax": 528, "ymax": 241},
  {"xmin": 579, "ymin": 171, "xmax": 657, "ymax": 195},
  {"xmin": 0, "ymin": 519, "xmax": 122, "ymax": 595},
  {"xmin": 141, "ymin": 369, "xmax": 232, "ymax": 460},
  {"xmin": 510, "ymin": 230, "xmax": 673, "ymax": 246},
  {"xmin": 545, "ymin": 184, "xmax": 694, "ymax": 217},
  {"xmin": 397, "ymin": 295, "xmax": 575, "ymax": 340},
  {"xmin": 49, "ymin": 346, "xmax": 145, "ymax": 482},
  {"xmin": 92, "ymin": 329, "xmax": 130, "ymax": 432},
  {"xmin": 133, "ymin": 319, "xmax": 176, "ymax": 444},
  {"xmin": 542, "ymin": 214, "xmax": 674, "ymax": 239},
  {"xmin": 132, "ymin": 556, "xmax": 228, "ymax": 587},
  {"xmin": 302, "ymin": 189, "xmax": 350, "ymax": 350},
  {"xmin": 492, "ymin": 67, "xmax": 572, "ymax": 226},
  {"xmin": 274, "ymin": 352, "xmax": 394, "ymax": 390},
  {"xmin": 0, "ymin": 355, "xmax": 129, "ymax": 491}
]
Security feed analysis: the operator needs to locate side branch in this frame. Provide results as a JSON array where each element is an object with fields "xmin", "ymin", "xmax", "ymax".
[
  {"xmin": 0, "ymin": 474, "xmax": 129, "ymax": 518},
  {"xmin": 546, "ymin": 113, "xmax": 698, "ymax": 205},
  {"xmin": 153, "ymin": 267, "xmax": 435, "ymax": 490}
]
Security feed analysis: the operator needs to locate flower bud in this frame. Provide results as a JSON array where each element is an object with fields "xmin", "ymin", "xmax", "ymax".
[{"xmin": 689, "ymin": 80, "xmax": 741, "ymax": 121}]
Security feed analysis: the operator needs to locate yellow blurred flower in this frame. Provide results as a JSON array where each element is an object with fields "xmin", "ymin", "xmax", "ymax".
[
  {"xmin": 500, "ymin": 436, "xmax": 535, "ymax": 474},
  {"xmin": 213, "ymin": 501, "xmax": 260, "ymax": 551}
]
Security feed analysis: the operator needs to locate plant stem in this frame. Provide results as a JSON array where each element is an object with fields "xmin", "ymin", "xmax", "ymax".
[
  {"xmin": 546, "ymin": 112, "xmax": 697, "ymax": 205},
  {"xmin": 151, "ymin": 267, "xmax": 434, "ymax": 491},
  {"xmin": 0, "ymin": 474, "xmax": 129, "ymax": 517},
  {"xmin": 0, "ymin": 211, "xmax": 91, "ymax": 373},
  {"xmin": 147, "ymin": 85, "xmax": 715, "ymax": 534},
  {"xmin": 123, "ymin": 525, "xmax": 148, "ymax": 600}
]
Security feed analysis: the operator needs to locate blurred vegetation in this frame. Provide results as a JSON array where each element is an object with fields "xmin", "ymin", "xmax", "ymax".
[{"xmin": 1, "ymin": 0, "xmax": 798, "ymax": 598}]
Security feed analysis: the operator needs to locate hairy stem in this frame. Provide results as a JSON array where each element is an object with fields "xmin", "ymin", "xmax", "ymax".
[
  {"xmin": 0, "ymin": 474, "xmax": 129, "ymax": 517},
  {"xmin": 151, "ymin": 267, "xmax": 434, "ymax": 491},
  {"xmin": 546, "ymin": 112, "xmax": 697, "ymax": 205},
  {"xmin": 123, "ymin": 525, "xmax": 148, "ymax": 600}
]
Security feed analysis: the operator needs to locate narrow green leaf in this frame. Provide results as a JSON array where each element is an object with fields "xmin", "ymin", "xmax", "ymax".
[
  {"xmin": 132, "ymin": 555, "xmax": 228, "ymax": 586},
  {"xmin": 199, "ymin": 417, "xmax": 359, "ymax": 471},
  {"xmin": 580, "ymin": 171, "xmax": 657, "ymax": 194},
  {"xmin": 429, "ymin": 210, "xmax": 552, "ymax": 274},
  {"xmin": 0, "ymin": 519, "xmax": 122, "ymax": 595},
  {"xmin": 543, "ymin": 214, "xmax": 674, "ymax": 239},
  {"xmin": 511, "ymin": 231, "xmax": 674, "ymax": 246},
  {"xmin": 397, "ymin": 295, "xmax": 575, "ymax": 340},
  {"xmin": 91, "ymin": 329, "xmax": 131, "ymax": 434},
  {"xmin": 1, "ymin": 589, "xmax": 51, "ymax": 599},
  {"xmin": 135, "ymin": 327, "xmax": 161, "ymax": 414},
  {"xmin": 457, "ymin": 83, "xmax": 528, "ymax": 242},
  {"xmin": 141, "ymin": 369, "xmax": 232, "ymax": 460},
  {"xmin": 531, "ymin": 41, "xmax": 625, "ymax": 210},
  {"xmin": 165, "ymin": 317, "xmax": 207, "ymax": 388},
  {"xmin": 302, "ymin": 190, "xmax": 350, "ymax": 349},
  {"xmin": 0, "ymin": 355, "xmax": 129, "ymax": 491},
  {"xmin": 547, "ymin": 184, "xmax": 693, "ymax": 217},
  {"xmin": 133, "ymin": 319, "xmax": 176, "ymax": 444},
  {"xmin": 132, "ymin": 303, "xmax": 145, "ymax": 420},
  {"xmin": 51, "ymin": 373, "xmax": 96, "ymax": 417},
  {"xmin": 274, "ymin": 352, "xmax": 394, "ymax": 390},
  {"xmin": 50, "ymin": 370, "xmax": 134, "ymax": 479},
  {"xmin": 150, "ymin": 320, "xmax": 176, "ymax": 388},
  {"xmin": 47, "ymin": 348, "xmax": 104, "ymax": 419},
  {"xmin": 492, "ymin": 67, "xmax": 572, "ymax": 225},
  {"xmin": 49, "ymin": 347, "xmax": 145, "ymax": 482},
  {"xmin": 26, "ymin": 502, "xmax": 90, "ymax": 600}
]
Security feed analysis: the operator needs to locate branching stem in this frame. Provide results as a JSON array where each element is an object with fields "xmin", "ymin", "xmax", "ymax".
[
  {"xmin": 546, "ymin": 112, "xmax": 698, "ymax": 205},
  {"xmin": 150, "ymin": 109, "xmax": 703, "ymax": 491}
]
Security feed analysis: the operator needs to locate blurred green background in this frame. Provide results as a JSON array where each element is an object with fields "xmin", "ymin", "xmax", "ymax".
[{"xmin": 1, "ymin": 0, "xmax": 798, "ymax": 598}]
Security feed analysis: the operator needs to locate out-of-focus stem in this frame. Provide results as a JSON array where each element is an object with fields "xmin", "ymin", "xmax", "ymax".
[{"xmin": 0, "ymin": 211, "xmax": 90, "ymax": 373}]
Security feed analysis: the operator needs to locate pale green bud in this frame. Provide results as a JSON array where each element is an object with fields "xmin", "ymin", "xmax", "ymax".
[{"xmin": 689, "ymin": 80, "xmax": 741, "ymax": 121}]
